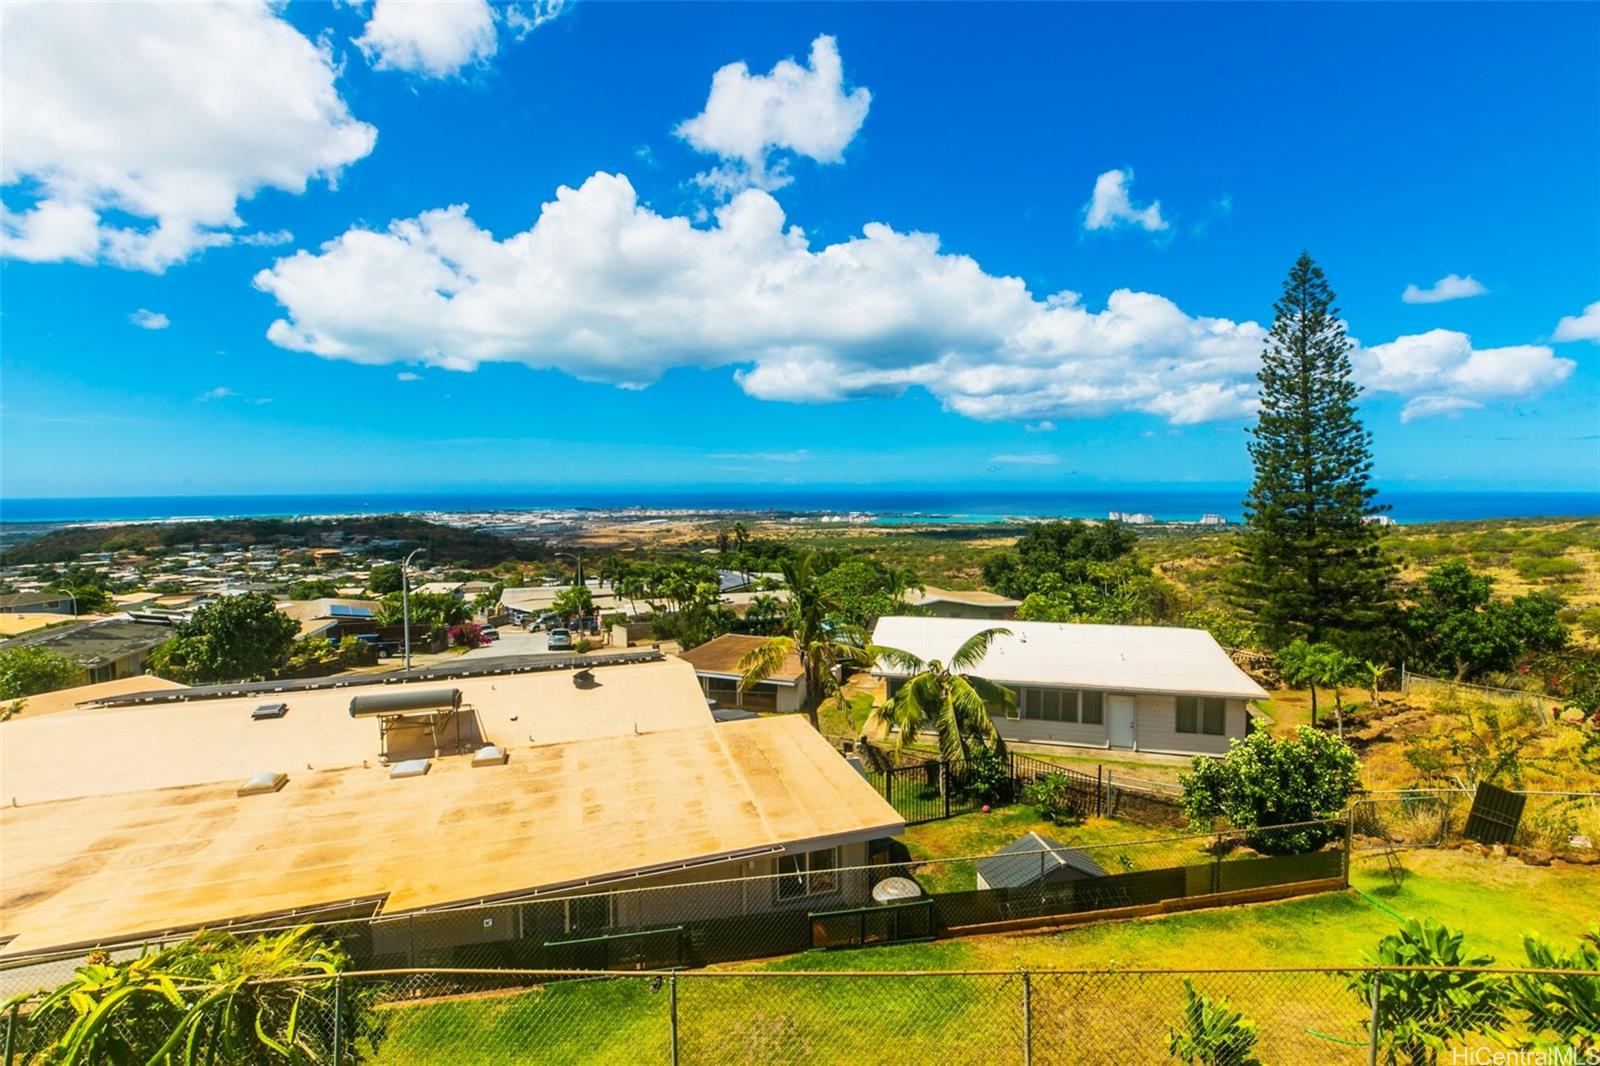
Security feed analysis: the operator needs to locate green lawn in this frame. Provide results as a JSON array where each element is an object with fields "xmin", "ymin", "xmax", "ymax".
[
  {"xmin": 901, "ymin": 807, "xmax": 1213, "ymax": 894},
  {"xmin": 370, "ymin": 850, "xmax": 1597, "ymax": 1064}
]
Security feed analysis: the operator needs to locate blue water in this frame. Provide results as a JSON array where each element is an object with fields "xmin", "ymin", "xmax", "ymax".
[{"xmin": 2, "ymin": 488, "xmax": 1597, "ymax": 526}]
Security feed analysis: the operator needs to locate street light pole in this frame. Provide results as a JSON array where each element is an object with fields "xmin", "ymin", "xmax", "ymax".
[{"xmin": 401, "ymin": 547, "xmax": 424, "ymax": 671}]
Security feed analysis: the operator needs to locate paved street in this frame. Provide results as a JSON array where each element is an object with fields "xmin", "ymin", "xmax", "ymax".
[{"xmin": 460, "ymin": 624, "xmax": 550, "ymax": 659}]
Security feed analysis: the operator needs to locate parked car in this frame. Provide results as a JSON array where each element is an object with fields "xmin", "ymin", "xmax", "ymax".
[
  {"xmin": 537, "ymin": 613, "xmax": 562, "ymax": 630},
  {"xmin": 547, "ymin": 628, "xmax": 573, "ymax": 651},
  {"xmin": 480, "ymin": 625, "xmax": 500, "ymax": 641}
]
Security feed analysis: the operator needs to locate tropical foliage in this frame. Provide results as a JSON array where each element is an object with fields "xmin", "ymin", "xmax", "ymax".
[
  {"xmin": 738, "ymin": 552, "xmax": 866, "ymax": 730},
  {"xmin": 1352, "ymin": 918, "xmax": 1506, "ymax": 1066},
  {"xmin": 1167, "ymin": 979, "xmax": 1263, "ymax": 1066},
  {"xmin": 0, "ymin": 645, "xmax": 81, "ymax": 700},
  {"xmin": 148, "ymin": 592, "xmax": 300, "ymax": 684},
  {"xmin": 8, "ymin": 927, "xmax": 382, "ymax": 1065},
  {"xmin": 374, "ymin": 590, "xmax": 470, "ymax": 630},
  {"xmin": 866, "ymin": 627, "xmax": 1015, "ymax": 767},
  {"xmin": 1179, "ymin": 727, "xmax": 1360, "ymax": 854},
  {"xmin": 1403, "ymin": 562, "xmax": 1568, "ymax": 682}
]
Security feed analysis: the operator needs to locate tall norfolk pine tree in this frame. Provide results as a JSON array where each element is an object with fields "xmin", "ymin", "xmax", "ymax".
[{"xmin": 1234, "ymin": 253, "xmax": 1394, "ymax": 648}]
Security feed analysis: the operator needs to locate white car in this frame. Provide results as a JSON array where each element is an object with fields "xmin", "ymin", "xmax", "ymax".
[
  {"xmin": 480, "ymin": 626, "xmax": 500, "ymax": 641},
  {"xmin": 547, "ymin": 628, "xmax": 573, "ymax": 651}
]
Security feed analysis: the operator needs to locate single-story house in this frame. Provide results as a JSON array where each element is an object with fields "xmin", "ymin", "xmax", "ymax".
[
  {"xmin": 275, "ymin": 597, "xmax": 381, "ymax": 641},
  {"xmin": 0, "ymin": 616, "xmax": 177, "ymax": 685},
  {"xmin": 0, "ymin": 592, "xmax": 78, "ymax": 615},
  {"xmin": 901, "ymin": 585, "xmax": 1020, "ymax": 620},
  {"xmin": 870, "ymin": 616, "xmax": 1268, "ymax": 758},
  {"xmin": 0, "ymin": 657, "xmax": 902, "ymax": 960},
  {"xmin": 976, "ymin": 832, "xmax": 1109, "ymax": 891},
  {"xmin": 676, "ymin": 633, "xmax": 807, "ymax": 713},
  {"xmin": 412, "ymin": 581, "xmax": 466, "ymax": 599},
  {"xmin": 501, "ymin": 583, "xmax": 634, "ymax": 623}
]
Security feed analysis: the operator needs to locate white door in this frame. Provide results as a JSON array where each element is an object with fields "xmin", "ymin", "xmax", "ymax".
[{"xmin": 1107, "ymin": 694, "xmax": 1136, "ymax": 749}]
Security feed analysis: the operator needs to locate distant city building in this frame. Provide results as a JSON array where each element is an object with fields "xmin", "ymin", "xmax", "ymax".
[
  {"xmin": 1362, "ymin": 515, "xmax": 1398, "ymax": 527},
  {"xmin": 1108, "ymin": 511, "xmax": 1156, "ymax": 525},
  {"xmin": 1199, "ymin": 514, "xmax": 1229, "ymax": 526}
]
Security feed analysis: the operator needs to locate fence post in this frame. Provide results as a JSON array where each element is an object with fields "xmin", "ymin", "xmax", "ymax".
[
  {"xmin": 1021, "ymin": 970, "xmax": 1033, "ymax": 1066},
  {"xmin": 669, "ymin": 972, "xmax": 680, "ymax": 1066},
  {"xmin": 941, "ymin": 760, "xmax": 950, "ymax": 819},
  {"xmin": 1367, "ymin": 970, "xmax": 1381, "ymax": 1066},
  {"xmin": 3, "ymin": 1001, "xmax": 16, "ymax": 1066},
  {"xmin": 331, "ymin": 974, "xmax": 343, "ymax": 1066},
  {"xmin": 1095, "ymin": 765, "xmax": 1103, "ymax": 817}
]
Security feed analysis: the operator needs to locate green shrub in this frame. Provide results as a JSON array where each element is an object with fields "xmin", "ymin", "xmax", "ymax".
[
  {"xmin": 1167, "ymin": 979, "xmax": 1262, "ymax": 1065},
  {"xmin": 1179, "ymin": 727, "xmax": 1360, "ymax": 854},
  {"xmin": 960, "ymin": 745, "xmax": 1010, "ymax": 803},
  {"xmin": 1024, "ymin": 771, "xmax": 1087, "ymax": 823},
  {"xmin": 1351, "ymin": 918, "xmax": 1506, "ymax": 1065}
]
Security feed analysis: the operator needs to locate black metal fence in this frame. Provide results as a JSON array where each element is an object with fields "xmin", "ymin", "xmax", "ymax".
[
  {"xmin": 855, "ymin": 743, "xmax": 1183, "ymax": 828},
  {"xmin": 0, "ymin": 824, "xmax": 1350, "ymax": 1003}
]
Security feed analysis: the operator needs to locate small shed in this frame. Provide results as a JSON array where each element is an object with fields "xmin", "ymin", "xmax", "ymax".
[{"xmin": 976, "ymin": 832, "xmax": 1109, "ymax": 891}]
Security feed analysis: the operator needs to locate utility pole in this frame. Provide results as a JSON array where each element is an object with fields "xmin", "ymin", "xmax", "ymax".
[{"xmin": 402, "ymin": 547, "xmax": 424, "ymax": 670}]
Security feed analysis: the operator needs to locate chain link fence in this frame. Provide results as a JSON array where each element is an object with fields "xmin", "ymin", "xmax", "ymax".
[
  {"xmin": 0, "ymin": 821, "xmax": 1349, "ymax": 1006},
  {"xmin": 6, "ymin": 966, "xmax": 1595, "ymax": 1064}
]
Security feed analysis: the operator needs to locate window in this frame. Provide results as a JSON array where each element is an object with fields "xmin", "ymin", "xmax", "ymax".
[
  {"xmin": 1177, "ymin": 697, "xmax": 1227, "ymax": 735},
  {"xmin": 1020, "ymin": 687, "xmax": 1077, "ymax": 723},
  {"xmin": 1081, "ymin": 690, "xmax": 1104, "ymax": 725},
  {"xmin": 1176, "ymin": 696, "xmax": 1198, "ymax": 734},
  {"xmin": 777, "ymin": 848, "xmax": 840, "ymax": 899},
  {"xmin": 564, "ymin": 894, "xmax": 613, "ymax": 935}
]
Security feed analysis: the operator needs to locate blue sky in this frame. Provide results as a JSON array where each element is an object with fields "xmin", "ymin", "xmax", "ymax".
[{"xmin": 2, "ymin": 1, "xmax": 1597, "ymax": 499}]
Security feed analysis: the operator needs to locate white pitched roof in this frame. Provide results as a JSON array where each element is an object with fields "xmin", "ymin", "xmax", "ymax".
[{"xmin": 870, "ymin": 616, "xmax": 1267, "ymax": 700}]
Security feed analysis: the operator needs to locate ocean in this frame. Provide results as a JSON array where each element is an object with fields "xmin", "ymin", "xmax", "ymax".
[{"xmin": 2, "ymin": 488, "xmax": 1597, "ymax": 527}]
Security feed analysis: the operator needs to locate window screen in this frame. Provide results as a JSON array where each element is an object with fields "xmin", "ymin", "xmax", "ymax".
[
  {"xmin": 1081, "ymin": 690, "xmax": 1103, "ymax": 725},
  {"xmin": 1176, "ymin": 696, "xmax": 1198, "ymax": 734}
]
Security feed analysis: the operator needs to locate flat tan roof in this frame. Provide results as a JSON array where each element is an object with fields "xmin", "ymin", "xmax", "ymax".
[
  {"xmin": 0, "ymin": 658, "xmax": 714, "ymax": 805},
  {"xmin": 0, "ymin": 715, "xmax": 903, "ymax": 957},
  {"xmin": 14, "ymin": 674, "xmax": 189, "ymax": 717},
  {"xmin": 0, "ymin": 613, "xmax": 87, "ymax": 638}
]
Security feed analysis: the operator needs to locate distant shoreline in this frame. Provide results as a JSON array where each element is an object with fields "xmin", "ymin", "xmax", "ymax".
[{"xmin": 1, "ymin": 488, "xmax": 1597, "ymax": 529}]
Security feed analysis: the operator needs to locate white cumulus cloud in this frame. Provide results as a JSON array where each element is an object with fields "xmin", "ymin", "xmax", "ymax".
[
  {"xmin": 1083, "ymin": 169, "xmax": 1167, "ymax": 233},
  {"xmin": 254, "ymin": 172, "xmax": 1270, "ymax": 426},
  {"xmin": 129, "ymin": 309, "xmax": 170, "ymax": 330},
  {"xmin": 254, "ymin": 172, "xmax": 1577, "ymax": 428},
  {"xmin": 0, "ymin": 0, "xmax": 376, "ymax": 272},
  {"xmin": 1401, "ymin": 274, "xmax": 1488, "ymax": 304},
  {"xmin": 1356, "ymin": 328, "xmax": 1574, "ymax": 420},
  {"xmin": 357, "ymin": 0, "xmax": 499, "ymax": 79},
  {"xmin": 1553, "ymin": 300, "xmax": 1600, "ymax": 343},
  {"xmin": 676, "ymin": 35, "xmax": 871, "ymax": 194}
]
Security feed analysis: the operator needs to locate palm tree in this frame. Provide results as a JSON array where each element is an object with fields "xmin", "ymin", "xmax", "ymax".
[
  {"xmin": 737, "ymin": 551, "xmax": 856, "ymax": 731},
  {"xmin": 1277, "ymin": 639, "xmax": 1320, "ymax": 725},
  {"xmin": 866, "ymin": 627, "xmax": 1016, "ymax": 767},
  {"xmin": 1363, "ymin": 659, "xmax": 1392, "ymax": 709},
  {"xmin": 1315, "ymin": 647, "xmax": 1363, "ymax": 738},
  {"xmin": 745, "ymin": 592, "xmax": 783, "ymax": 634},
  {"xmin": 883, "ymin": 564, "xmax": 924, "ymax": 610},
  {"xmin": 731, "ymin": 521, "xmax": 750, "ymax": 584}
]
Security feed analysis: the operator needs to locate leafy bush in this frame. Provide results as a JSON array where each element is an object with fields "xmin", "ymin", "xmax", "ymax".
[
  {"xmin": 575, "ymin": 637, "xmax": 595, "ymax": 654},
  {"xmin": 339, "ymin": 638, "xmax": 379, "ymax": 667},
  {"xmin": 1024, "ymin": 771, "xmax": 1088, "ymax": 823},
  {"xmin": 1167, "ymin": 978, "xmax": 1262, "ymax": 1065},
  {"xmin": 0, "ymin": 646, "xmax": 80, "ymax": 700},
  {"xmin": 9, "ymin": 927, "xmax": 383, "ymax": 1064},
  {"xmin": 1179, "ymin": 727, "xmax": 1360, "ymax": 854},
  {"xmin": 449, "ymin": 622, "xmax": 486, "ymax": 648},
  {"xmin": 1351, "ymin": 918, "xmax": 1506, "ymax": 1066},
  {"xmin": 1512, "ymin": 927, "xmax": 1600, "ymax": 1049},
  {"xmin": 960, "ymin": 745, "xmax": 1010, "ymax": 803}
]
